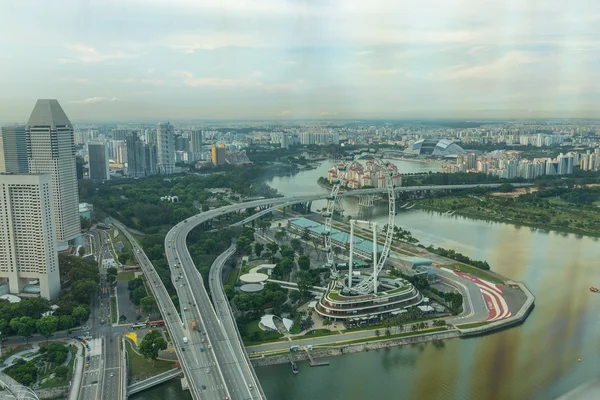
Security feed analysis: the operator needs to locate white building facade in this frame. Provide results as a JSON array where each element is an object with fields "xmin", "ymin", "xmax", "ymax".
[{"xmin": 0, "ymin": 174, "xmax": 61, "ymax": 299}]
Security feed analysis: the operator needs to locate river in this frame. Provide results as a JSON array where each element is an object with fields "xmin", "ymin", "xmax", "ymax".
[{"xmin": 138, "ymin": 159, "xmax": 600, "ymax": 400}]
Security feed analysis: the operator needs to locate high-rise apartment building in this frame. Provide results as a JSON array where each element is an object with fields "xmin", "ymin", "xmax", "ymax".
[
  {"xmin": 145, "ymin": 144, "xmax": 157, "ymax": 175},
  {"xmin": 157, "ymin": 122, "xmax": 175, "ymax": 174},
  {"xmin": 26, "ymin": 99, "xmax": 80, "ymax": 242},
  {"xmin": 211, "ymin": 144, "xmax": 226, "ymax": 166},
  {"xmin": 126, "ymin": 133, "xmax": 147, "ymax": 178},
  {"xmin": 0, "ymin": 126, "xmax": 28, "ymax": 173},
  {"xmin": 190, "ymin": 130, "xmax": 202, "ymax": 153},
  {"xmin": 88, "ymin": 142, "xmax": 110, "ymax": 180},
  {"xmin": 0, "ymin": 174, "xmax": 61, "ymax": 299}
]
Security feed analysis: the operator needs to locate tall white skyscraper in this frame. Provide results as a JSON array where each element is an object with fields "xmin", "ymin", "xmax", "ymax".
[
  {"xmin": 26, "ymin": 99, "xmax": 80, "ymax": 242},
  {"xmin": 0, "ymin": 174, "xmax": 61, "ymax": 299},
  {"xmin": 0, "ymin": 126, "xmax": 29, "ymax": 173},
  {"xmin": 157, "ymin": 122, "xmax": 175, "ymax": 174}
]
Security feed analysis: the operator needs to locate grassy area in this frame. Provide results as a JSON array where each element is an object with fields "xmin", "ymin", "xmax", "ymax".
[
  {"xmin": 38, "ymin": 346, "xmax": 78, "ymax": 389},
  {"xmin": 457, "ymin": 321, "xmax": 492, "ymax": 329},
  {"xmin": 323, "ymin": 327, "xmax": 449, "ymax": 346},
  {"xmin": 125, "ymin": 340, "xmax": 177, "ymax": 380},
  {"xmin": 240, "ymin": 320, "xmax": 284, "ymax": 346},
  {"xmin": 327, "ymin": 292, "xmax": 340, "ymax": 300},
  {"xmin": 225, "ymin": 268, "xmax": 239, "ymax": 287},
  {"xmin": 449, "ymin": 263, "xmax": 505, "ymax": 285},
  {"xmin": 110, "ymin": 297, "xmax": 118, "ymax": 324},
  {"xmin": 117, "ymin": 271, "xmax": 136, "ymax": 281}
]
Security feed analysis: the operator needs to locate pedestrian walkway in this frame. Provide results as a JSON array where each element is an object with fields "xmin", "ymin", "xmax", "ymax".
[{"xmin": 67, "ymin": 342, "xmax": 84, "ymax": 400}]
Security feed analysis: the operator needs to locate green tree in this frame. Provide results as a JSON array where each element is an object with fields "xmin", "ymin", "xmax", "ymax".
[
  {"xmin": 290, "ymin": 238, "xmax": 303, "ymax": 254},
  {"xmin": 201, "ymin": 204, "xmax": 210, "ymax": 212},
  {"xmin": 36, "ymin": 316, "xmax": 59, "ymax": 342},
  {"xmin": 140, "ymin": 296, "xmax": 157, "ymax": 314},
  {"xmin": 130, "ymin": 287, "xmax": 147, "ymax": 305},
  {"xmin": 117, "ymin": 253, "xmax": 127, "ymax": 264},
  {"xmin": 54, "ymin": 366, "xmax": 69, "ymax": 379},
  {"xmin": 10, "ymin": 317, "xmax": 36, "ymax": 342},
  {"xmin": 138, "ymin": 330, "xmax": 168, "ymax": 366},
  {"xmin": 71, "ymin": 279, "xmax": 98, "ymax": 304},
  {"xmin": 72, "ymin": 305, "xmax": 90, "ymax": 326},
  {"xmin": 297, "ymin": 255, "xmax": 310, "ymax": 271},
  {"xmin": 254, "ymin": 243, "xmax": 264, "ymax": 256},
  {"xmin": 78, "ymin": 247, "xmax": 85, "ymax": 257},
  {"xmin": 266, "ymin": 242, "xmax": 279, "ymax": 255}
]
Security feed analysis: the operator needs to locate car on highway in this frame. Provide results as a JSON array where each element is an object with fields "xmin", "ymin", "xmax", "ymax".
[{"xmin": 201, "ymin": 385, "xmax": 206, "ymax": 390}]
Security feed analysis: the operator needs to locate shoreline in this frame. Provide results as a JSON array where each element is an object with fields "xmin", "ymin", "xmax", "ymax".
[
  {"xmin": 249, "ymin": 281, "xmax": 534, "ymax": 367},
  {"xmin": 415, "ymin": 204, "xmax": 600, "ymax": 239}
]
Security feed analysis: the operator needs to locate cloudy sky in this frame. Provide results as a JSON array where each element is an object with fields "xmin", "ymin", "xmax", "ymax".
[{"xmin": 1, "ymin": 0, "xmax": 599, "ymax": 122}]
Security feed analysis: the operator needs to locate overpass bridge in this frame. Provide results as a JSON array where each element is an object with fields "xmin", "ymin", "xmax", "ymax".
[{"xmin": 127, "ymin": 369, "xmax": 183, "ymax": 396}]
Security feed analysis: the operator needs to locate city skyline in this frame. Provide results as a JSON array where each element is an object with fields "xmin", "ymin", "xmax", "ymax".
[{"xmin": 1, "ymin": 1, "xmax": 599, "ymax": 122}]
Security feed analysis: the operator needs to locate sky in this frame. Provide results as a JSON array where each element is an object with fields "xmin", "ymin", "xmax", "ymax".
[{"xmin": 1, "ymin": 0, "xmax": 599, "ymax": 122}]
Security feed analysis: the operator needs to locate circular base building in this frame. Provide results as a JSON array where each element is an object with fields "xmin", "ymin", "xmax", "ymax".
[{"xmin": 315, "ymin": 275, "xmax": 424, "ymax": 322}]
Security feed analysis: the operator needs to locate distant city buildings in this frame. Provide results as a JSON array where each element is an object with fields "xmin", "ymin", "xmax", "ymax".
[
  {"xmin": 0, "ymin": 125, "xmax": 28, "ymax": 173},
  {"xmin": 443, "ymin": 150, "xmax": 584, "ymax": 179},
  {"xmin": 87, "ymin": 142, "xmax": 110, "ymax": 180},
  {"xmin": 26, "ymin": 99, "xmax": 80, "ymax": 243},
  {"xmin": 0, "ymin": 173, "xmax": 61, "ymax": 299},
  {"xmin": 157, "ymin": 122, "xmax": 175, "ymax": 174}
]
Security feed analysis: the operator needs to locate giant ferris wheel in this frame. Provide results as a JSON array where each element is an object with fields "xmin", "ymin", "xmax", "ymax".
[{"xmin": 322, "ymin": 155, "xmax": 396, "ymax": 295}]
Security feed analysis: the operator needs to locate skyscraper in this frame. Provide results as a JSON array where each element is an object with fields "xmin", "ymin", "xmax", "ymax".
[
  {"xmin": 157, "ymin": 122, "xmax": 175, "ymax": 174},
  {"xmin": 211, "ymin": 144, "xmax": 226, "ymax": 166},
  {"xmin": 0, "ymin": 126, "xmax": 28, "ymax": 173},
  {"xmin": 145, "ymin": 144, "xmax": 157, "ymax": 176},
  {"xmin": 126, "ymin": 133, "xmax": 147, "ymax": 178},
  {"xmin": 0, "ymin": 174, "xmax": 61, "ymax": 299},
  {"xmin": 88, "ymin": 142, "xmax": 110, "ymax": 180},
  {"xmin": 26, "ymin": 99, "xmax": 80, "ymax": 242},
  {"xmin": 190, "ymin": 130, "xmax": 202, "ymax": 153}
]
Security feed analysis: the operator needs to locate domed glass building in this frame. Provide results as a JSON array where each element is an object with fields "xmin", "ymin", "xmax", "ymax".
[{"xmin": 410, "ymin": 138, "xmax": 465, "ymax": 156}]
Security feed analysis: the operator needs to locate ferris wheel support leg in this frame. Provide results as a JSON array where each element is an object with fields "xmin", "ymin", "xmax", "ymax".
[
  {"xmin": 373, "ymin": 222, "xmax": 378, "ymax": 294},
  {"xmin": 349, "ymin": 220, "xmax": 354, "ymax": 288}
]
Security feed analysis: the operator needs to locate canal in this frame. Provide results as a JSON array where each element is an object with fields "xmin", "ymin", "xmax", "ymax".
[{"xmin": 139, "ymin": 159, "xmax": 600, "ymax": 399}]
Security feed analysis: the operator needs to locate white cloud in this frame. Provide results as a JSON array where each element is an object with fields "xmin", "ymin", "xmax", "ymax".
[
  {"xmin": 367, "ymin": 69, "xmax": 402, "ymax": 76},
  {"xmin": 69, "ymin": 97, "xmax": 121, "ymax": 104},
  {"xmin": 355, "ymin": 51, "xmax": 373, "ymax": 56},
  {"xmin": 59, "ymin": 44, "xmax": 136, "ymax": 64},
  {"xmin": 120, "ymin": 78, "xmax": 166, "ymax": 86},
  {"xmin": 283, "ymin": 60, "xmax": 298, "ymax": 65},
  {"xmin": 165, "ymin": 33, "xmax": 265, "ymax": 53},
  {"xmin": 280, "ymin": 110, "xmax": 292, "ymax": 116},
  {"xmin": 173, "ymin": 70, "xmax": 303, "ymax": 91}
]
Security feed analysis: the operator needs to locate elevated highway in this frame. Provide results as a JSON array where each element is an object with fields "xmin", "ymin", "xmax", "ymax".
[{"xmin": 127, "ymin": 369, "xmax": 183, "ymax": 396}]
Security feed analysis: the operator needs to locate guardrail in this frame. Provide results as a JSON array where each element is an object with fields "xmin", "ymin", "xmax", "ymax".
[
  {"xmin": 210, "ymin": 245, "xmax": 267, "ymax": 399},
  {"xmin": 113, "ymin": 221, "xmax": 200, "ymax": 400}
]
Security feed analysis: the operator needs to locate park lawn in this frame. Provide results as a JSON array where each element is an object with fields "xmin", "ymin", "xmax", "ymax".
[
  {"xmin": 110, "ymin": 297, "xmax": 118, "ymax": 324},
  {"xmin": 117, "ymin": 271, "xmax": 136, "ymax": 281},
  {"xmin": 241, "ymin": 320, "xmax": 283, "ymax": 346},
  {"xmin": 125, "ymin": 341, "xmax": 177, "ymax": 380},
  {"xmin": 449, "ymin": 263, "xmax": 505, "ymax": 285},
  {"xmin": 225, "ymin": 268, "xmax": 239, "ymax": 287},
  {"xmin": 457, "ymin": 321, "xmax": 492, "ymax": 329},
  {"xmin": 38, "ymin": 346, "xmax": 78, "ymax": 389}
]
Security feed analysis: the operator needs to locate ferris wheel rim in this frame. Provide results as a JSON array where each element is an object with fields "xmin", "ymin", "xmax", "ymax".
[{"xmin": 323, "ymin": 156, "xmax": 396, "ymax": 292}]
